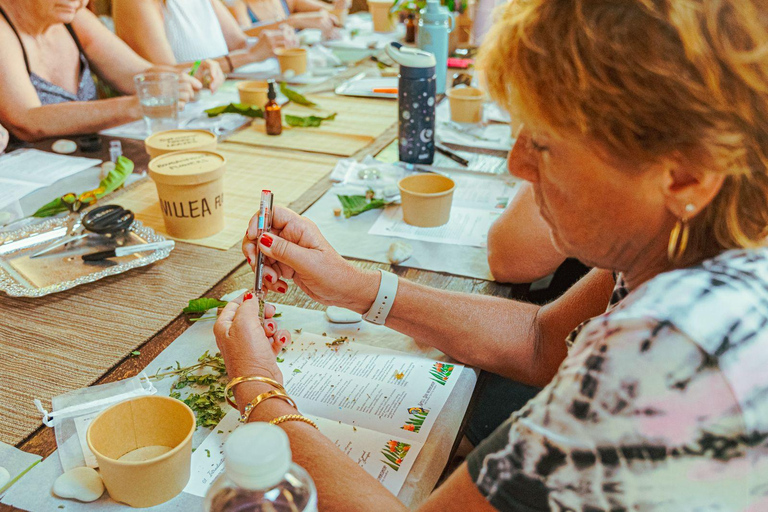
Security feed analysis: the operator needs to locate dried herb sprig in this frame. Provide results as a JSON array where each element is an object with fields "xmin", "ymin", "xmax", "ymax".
[{"xmin": 150, "ymin": 350, "xmax": 229, "ymax": 429}]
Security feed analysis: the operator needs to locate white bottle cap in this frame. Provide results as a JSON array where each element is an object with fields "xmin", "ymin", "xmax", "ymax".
[{"xmin": 224, "ymin": 423, "xmax": 292, "ymax": 491}]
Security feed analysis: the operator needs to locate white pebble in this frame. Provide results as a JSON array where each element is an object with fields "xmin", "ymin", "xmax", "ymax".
[
  {"xmin": 0, "ymin": 466, "xmax": 10, "ymax": 489},
  {"xmin": 387, "ymin": 241, "xmax": 413, "ymax": 265},
  {"xmin": 52, "ymin": 139, "xmax": 77, "ymax": 154},
  {"xmin": 53, "ymin": 467, "xmax": 104, "ymax": 503},
  {"xmin": 326, "ymin": 306, "xmax": 362, "ymax": 324}
]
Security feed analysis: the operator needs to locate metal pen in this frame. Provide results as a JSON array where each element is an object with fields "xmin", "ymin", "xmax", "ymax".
[{"xmin": 253, "ymin": 190, "xmax": 274, "ymax": 323}]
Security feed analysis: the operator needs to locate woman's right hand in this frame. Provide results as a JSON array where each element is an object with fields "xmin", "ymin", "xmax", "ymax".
[
  {"xmin": 248, "ymin": 24, "xmax": 299, "ymax": 61},
  {"xmin": 289, "ymin": 11, "xmax": 340, "ymax": 34},
  {"xmin": 242, "ymin": 206, "xmax": 379, "ymax": 313}
]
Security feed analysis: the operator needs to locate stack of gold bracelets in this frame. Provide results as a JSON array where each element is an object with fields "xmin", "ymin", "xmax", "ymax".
[{"xmin": 224, "ymin": 375, "xmax": 318, "ymax": 429}]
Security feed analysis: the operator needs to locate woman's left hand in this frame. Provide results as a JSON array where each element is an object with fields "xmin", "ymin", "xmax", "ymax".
[
  {"xmin": 214, "ymin": 292, "xmax": 292, "ymax": 383},
  {"xmin": 195, "ymin": 59, "xmax": 225, "ymax": 93}
]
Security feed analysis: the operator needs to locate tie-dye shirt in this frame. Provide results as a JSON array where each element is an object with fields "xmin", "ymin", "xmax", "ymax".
[{"xmin": 467, "ymin": 249, "xmax": 768, "ymax": 511}]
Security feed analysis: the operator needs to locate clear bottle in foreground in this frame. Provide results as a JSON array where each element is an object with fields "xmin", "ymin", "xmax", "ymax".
[{"xmin": 204, "ymin": 423, "xmax": 318, "ymax": 512}]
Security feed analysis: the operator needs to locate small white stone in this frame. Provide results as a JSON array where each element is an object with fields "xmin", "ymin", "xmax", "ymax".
[
  {"xmin": 325, "ymin": 306, "xmax": 362, "ymax": 324},
  {"xmin": 387, "ymin": 241, "xmax": 413, "ymax": 265},
  {"xmin": 52, "ymin": 139, "xmax": 77, "ymax": 154},
  {"xmin": 53, "ymin": 467, "xmax": 104, "ymax": 503},
  {"xmin": 0, "ymin": 466, "xmax": 10, "ymax": 489}
]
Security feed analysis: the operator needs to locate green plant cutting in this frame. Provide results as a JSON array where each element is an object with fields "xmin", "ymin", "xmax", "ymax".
[
  {"xmin": 279, "ymin": 82, "xmax": 317, "ymax": 107},
  {"xmin": 32, "ymin": 156, "xmax": 134, "ymax": 218},
  {"xmin": 337, "ymin": 190, "xmax": 392, "ymax": 218},
  {"xmin": 285, "ymin": 113, "xmax": 337, "ymax": 128},
  {"xmin": 205, "ymin": 103, "xmax": 264, "ymax": 118}
]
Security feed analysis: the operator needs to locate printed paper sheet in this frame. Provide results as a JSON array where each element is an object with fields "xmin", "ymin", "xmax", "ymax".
[
  {"xmin": 183, "ymin": 332, "xmax": 463, "ymax": 498},
  {"xmin": 113, "ymin": 143, "xmax": 336, "ymax": 250}
]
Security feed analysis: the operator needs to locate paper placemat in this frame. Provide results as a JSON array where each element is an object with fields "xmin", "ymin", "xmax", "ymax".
[
  {"xmin": 2, "ymin": 300, "xmax": 477, "ymax": 511},
  {"xmin": 0, "ymin": 441, "xmax": 42, "ymax": 499},
  {"xmin": 227, "ymin": 93, "xmax": 397, "ymax": 157},
  {"xmin": 114, "ymin": 143, "xmax": 337, "ymax": 250}
]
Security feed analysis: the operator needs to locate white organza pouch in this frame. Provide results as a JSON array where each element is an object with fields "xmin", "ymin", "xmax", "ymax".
[{"xmin": 34, "ymin": 372, "xmax": 156, "ymax": 471}]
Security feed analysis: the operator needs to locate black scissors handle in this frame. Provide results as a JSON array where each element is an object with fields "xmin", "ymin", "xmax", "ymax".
[{"xmin": 82, "ymin": 204, "xmax": 134, "ymax": 234}]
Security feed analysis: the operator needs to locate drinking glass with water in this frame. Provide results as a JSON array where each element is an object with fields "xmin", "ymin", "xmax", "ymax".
[{"xmin": 134, "ymin": 72, "xmax": 180, "ymax": 135}]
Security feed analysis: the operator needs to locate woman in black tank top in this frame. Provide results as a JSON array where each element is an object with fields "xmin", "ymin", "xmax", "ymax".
[{"xmin": 0, "ymin": 0, "xmax": 212, "ymax": 143}]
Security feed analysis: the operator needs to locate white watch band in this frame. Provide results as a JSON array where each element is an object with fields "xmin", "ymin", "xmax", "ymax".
[{"xmin": 363, "ymin": 270, "xmax": 398, "ymax": 325}]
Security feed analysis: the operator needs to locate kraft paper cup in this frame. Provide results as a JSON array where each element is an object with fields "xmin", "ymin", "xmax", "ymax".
[
  {"xmin": 398, "ymin": 174, "xmax": 456, "ymax": 227},
  {"xmin": 237, "ymin": 80, "xmax": 269, "ymax": 108},
  {"xmin": 148, "ymin": 150, "xmax": 226, "ymax": 239},
  {"xmin": 144, "ymin": 129, "xmax": 218, "ymax": 159},
  {"xmin": 86, "ymin": 396, "xmax": 195, "ymax": 508},
  {"xmin": 446, "ymin": 86, "xmax": 485, "ymax": 124},
  {"xmin": 275, "ymin": 48, "xmax": 308, "ymax": 76},
  {"xmin": 368, "ymin": 0, "xmax": 395, "ymax": 32}
]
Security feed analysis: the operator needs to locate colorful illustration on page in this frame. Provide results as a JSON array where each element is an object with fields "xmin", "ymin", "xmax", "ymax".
[
  {"xmin": 401, "ymin": 407, "xmax": 430, "ymax": 433},
  {"xmin": 429, "ymin": 362, "xmax": 455, "ymax": 385},
  {"xmin": 381, "ymin": 440, "xmax": 411, "ymax": 471}
]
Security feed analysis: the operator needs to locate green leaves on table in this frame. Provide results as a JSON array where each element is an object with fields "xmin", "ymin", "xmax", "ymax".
[
  {"xmin": 183, "ymin": 298, "xmax": 228, "ymax": 314},
  {"xmin": 337, "ymin": 192, "xmax": 390, "ymax": 218},
  {"xmin": 205, "ymin": 103, "xmax": 265, "ymax": 118},
  {"xmin": 285, "ymin": 113, "xmax": 337, "ymax": 128},
  {"xmin": 279, "ymin": 82, "xmax": 317, "ymax": 107},
  {"xmin": 32, "ymin": 156, "xmax": 134, "ymax": 218}
]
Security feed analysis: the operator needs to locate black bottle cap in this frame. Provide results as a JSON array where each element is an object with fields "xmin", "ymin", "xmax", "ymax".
[{"xmin": 267, "ymin": 80, "xmax": 277, "ymax": 100}]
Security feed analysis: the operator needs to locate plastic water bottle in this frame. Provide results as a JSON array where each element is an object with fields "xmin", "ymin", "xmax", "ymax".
[
  {"xmin": 386, "ymin": 43, "xmax": 437, "ymax": 164},
  {"xmin": 418, "ymin": 0, "xmax": 454, "ymax": 95},
  {"xmin": 203, "ymin": 423, "xmax": 318, "ymax": 512}
]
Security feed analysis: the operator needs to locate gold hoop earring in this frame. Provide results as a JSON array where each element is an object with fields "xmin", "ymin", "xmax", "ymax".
[{"xmin": 668, "ymin": 204, "xmax": 695, "ymax": 264}]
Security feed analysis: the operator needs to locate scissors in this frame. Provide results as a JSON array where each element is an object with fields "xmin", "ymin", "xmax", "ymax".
[{"xmin": 30, "ymin": 204, "xmax": 135, "ymax": 259}]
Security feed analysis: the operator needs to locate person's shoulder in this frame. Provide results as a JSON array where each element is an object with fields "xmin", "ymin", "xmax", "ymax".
[{"xmin": 608, "ymin": 248, "xmax": 768, "ymax": 357}]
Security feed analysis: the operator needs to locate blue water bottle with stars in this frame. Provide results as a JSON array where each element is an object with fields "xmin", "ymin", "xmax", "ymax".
[{"xmin": 386, "ymin": 42, "xmax": 437, "ymax": 165}]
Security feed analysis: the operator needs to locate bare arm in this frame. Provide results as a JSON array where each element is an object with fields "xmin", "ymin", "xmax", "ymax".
[
  {"xmin": 287, "ymin": 0, "xmax": 334, "ymax": 12},
  {"xmin": 487, "ymin": 183, "xmax": 567, "ymax": 283},
  {"xmin": 112, "ymin": 0, "xmax": 179, "ymax": 66},
  {"xmin": 210, "ymin": 0, "xmax": 249, "ymax": 50},
  {"xmin": 0, "ymin": 16, "xmax": 141, "ymax": 141}
]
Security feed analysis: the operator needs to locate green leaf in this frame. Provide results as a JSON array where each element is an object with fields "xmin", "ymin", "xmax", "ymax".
[
  {"xmin": 130, "ymin": 350, "xmax": 140, "ymax": 357},
  {"xmin": 183, "ymin": 298, "xmax": 228, "ymax": 314},
  {"xmin": 32, "ymin": 196, "xmax": 68, "ymax": 218},
  {"xmin": 205, "ymin": 103, "xmax": 265, "ymax": 118},
  {"xmin": 272, "ymin": 312, "xmax": 282, "ymax": 318},
  {"xmin": 337, "ymin": 194, "xmax": 389, "ymax": 218},
  {"xmin": 95, "ymin": 156, "xmax": 134, "ymax": 198},
  {"xmin": 279, "ymin": 82, "xmax": 317, "ymax": 107},
  {"xmin": 285, "ymin": 113, "xmax": 337, "ymax": 128},
  {"xmin": 293, "ymin": 368, "xmax": 302, "ymax": 374},
  {"xmin": 276, "ymin": 356, "xmax": 285, "ymax": 363}
]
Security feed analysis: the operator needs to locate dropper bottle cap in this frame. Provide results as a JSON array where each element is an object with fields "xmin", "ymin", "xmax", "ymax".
[{"xmin": 267, "ymin": 80, "xmax": 277, "ymax": 101}]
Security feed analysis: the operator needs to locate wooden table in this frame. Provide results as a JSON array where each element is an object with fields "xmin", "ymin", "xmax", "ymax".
[{"xmin": 2, "ymin": 70, "xmax": 522, "ymax": 511}]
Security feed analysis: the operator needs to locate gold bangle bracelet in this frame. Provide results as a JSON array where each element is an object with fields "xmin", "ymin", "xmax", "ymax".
[
  {"xmin": 269, "ymin": 414, "xmax": 319, "ymax": 430},
  {"xmin": 240, "ymin": 389, "xmax": 297, "ymax": 424},
  {"xmin": 225, "ymin": 375, "xmax": 286, "ymax": 409}
]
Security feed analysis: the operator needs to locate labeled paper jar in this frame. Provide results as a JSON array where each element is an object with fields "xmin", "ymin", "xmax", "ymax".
[
  {"xmin": 275, "ymin": 48, "xmax": 308, "ymax": 76},
  {"xmin": 237, "ymin": 80, "xmax": 269, "ymax": 108},
  {"xmin": 446, "ymin": 86, "xmax": 485, "ymax": 124},
  {"xmin": 148, "ymin": 151, "xmax": 226, "ymax": 239},
  {"xmin": 144, "ymin": 129, "xmax": 218, "ymax": 159},
  {"xmin": 86, "ymin": 396, "xmax": 195, "ymax": 508},
  {"xmin": 368, "ymin": 0, "xmax": 395, "ymax": 32},
  {"xmin": 398, "ymin": 173, "xmax": 455, "ymax": 227}
]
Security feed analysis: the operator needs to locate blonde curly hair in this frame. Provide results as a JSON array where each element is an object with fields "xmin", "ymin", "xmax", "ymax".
[{"xmin": 480, "ymin": 0, "xmax": 768, "ymax": 261}]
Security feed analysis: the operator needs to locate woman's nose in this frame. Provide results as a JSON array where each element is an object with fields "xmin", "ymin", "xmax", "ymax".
[{"xmin": 507, "ymin": 132, "xmax": 539, "ymax": 183}]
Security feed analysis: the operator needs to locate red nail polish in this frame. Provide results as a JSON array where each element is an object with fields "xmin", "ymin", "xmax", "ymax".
[
  {"xmin": 279, "ymin": 336, "xmax": 286, "ymax": 344},
  {"xmin": 265, "ymin": 274, "xmax": 273, "ymax": 283},
  {"xmin": 277, "ymin": 286, "xmax": 287, "ymax": 294},
  {"xmin": 243, "ymin": 292, "xmax": 253, "ymax": 301},
  {"xmin": 246, "ymin": 255, "xmax": 252, "ymax": 265},
  {"xmin": 260, "ymin": 234, "xmax": 273, "ymax": 247}
]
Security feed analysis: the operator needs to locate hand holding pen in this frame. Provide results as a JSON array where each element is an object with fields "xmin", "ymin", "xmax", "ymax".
[{"xmin": 253, "ymin": 190, "xmax": 274, "ymax": 324}]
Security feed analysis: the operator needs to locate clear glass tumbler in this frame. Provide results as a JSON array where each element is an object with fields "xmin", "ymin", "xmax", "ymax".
[{"xmin": 133, "ymin": 72, "xmax": 180, "ymax": 135}]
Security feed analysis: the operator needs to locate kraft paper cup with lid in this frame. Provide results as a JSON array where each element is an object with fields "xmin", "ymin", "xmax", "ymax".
[
  {"xmin": 86, "ymin": 396, "xmax": 195, "ymax": 508},
  {"xmin": 398, "ymin": 174, "xmax": 456, "ymax": 227},
  {"xmin": 446, "ymin": 86, "xmax": 485, "ymax": 124},
  {"xmin": 237, "ymin": 80, "xmax": 270, "ymax": 108},
  {"xmin": 275, "ymin": 48, "xmax": 308, "ymax": 76},
  {"xmin": 367, "ymin": 0, "xmax": 395, "ymax": 33},
  {"xmin": 144, "ymin": 129, "xmax": 218, "ymax": 159},
  {"xmin": 148, "ymin": 150, "xmax": 226, "ymax": 239}
]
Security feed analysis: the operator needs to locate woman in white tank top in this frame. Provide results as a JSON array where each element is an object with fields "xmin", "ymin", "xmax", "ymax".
[{"xmin": 114, "ymin": 0, "xmax": 297, "ymax": 75}]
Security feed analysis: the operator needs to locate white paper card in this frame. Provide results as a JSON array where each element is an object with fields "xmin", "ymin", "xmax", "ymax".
[
  {"xmin": 0, "ymin": 149, "xmax": 101, "ymax": 185},
  {"xmin": 368, "ymin": 206, "xmax": 499, "ymax": 247},
  {"xmin": 72, "ymin": 412, "xmax": 101, "ymax": 469}
]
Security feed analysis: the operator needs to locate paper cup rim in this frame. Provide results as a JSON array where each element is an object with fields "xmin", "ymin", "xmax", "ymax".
[
  {"xmin": 398, "ymin": 174, "xmax": 456, "ymax": 197},
  {"xmin": 236, "ymin": 80, "xmax": 269, "ymax": 91},
  {"xmin": 275, "ymin": 48, "xmax": 307, "ymax": 56},
  {"xmin": 86, "ymin": 395, "xmax": 196, "ymax": 467},
  {"xmin": 144, "ymin": 129, "xmax": 217, "ymax": 148},
  {"xmin": 446, "ymin": 87, "xmax": 485, "ymax": 100},
  {"xmin": 148, "ymin": 150, "xmax": 227, "ymax": 186}
]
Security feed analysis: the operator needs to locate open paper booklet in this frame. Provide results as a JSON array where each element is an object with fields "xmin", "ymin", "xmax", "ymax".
[{"xmin": 184, "ymin": 332, "xmax": 463, "ymax": 498}]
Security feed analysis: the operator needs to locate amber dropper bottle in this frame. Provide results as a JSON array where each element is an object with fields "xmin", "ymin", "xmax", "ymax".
[{"xmin": 265, "ymin": 80, "xmax": 282, "ymax": 136}]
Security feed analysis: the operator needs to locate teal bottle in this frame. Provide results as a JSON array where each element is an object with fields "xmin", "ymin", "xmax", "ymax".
[{"xmin": 417, "ymin": 0, "xmax": 454, "ymax": 95}]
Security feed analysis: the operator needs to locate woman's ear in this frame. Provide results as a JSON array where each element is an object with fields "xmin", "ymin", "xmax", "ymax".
[{"xmin": 661, "ymin": 154, "xmax": 726, "ymax": 218}]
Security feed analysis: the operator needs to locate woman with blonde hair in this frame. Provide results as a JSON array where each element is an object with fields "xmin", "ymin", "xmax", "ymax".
[{"xmin": 216, "ymin": 0, "xmax": 768, "ymax": 510}]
